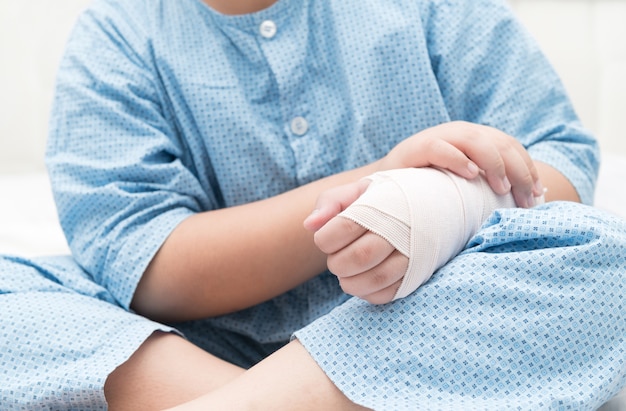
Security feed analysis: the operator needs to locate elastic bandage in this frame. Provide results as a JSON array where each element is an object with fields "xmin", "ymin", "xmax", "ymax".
[{"xmin": 339, "ymin": 168, "xmax": 525, "ymax": 300}]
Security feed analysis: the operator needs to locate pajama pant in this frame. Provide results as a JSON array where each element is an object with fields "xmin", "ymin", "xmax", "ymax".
[{"xmin": 1, "ymin": 202, "xmax": 625, "ymax": 410}]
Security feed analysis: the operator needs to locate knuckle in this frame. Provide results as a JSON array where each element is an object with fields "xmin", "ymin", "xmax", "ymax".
[
  {"xmin": 326, "ymin": 254, "xmax": 345, "ymax": 277},
  {"xmin": 466, "ymin": 127, "xmax": 482, "ymax": 141},
  {"xmin": 501, "ymin": 140, "xmax": 520, "ymax": 157},
  {"xmin": 368, "ymin": 266, "xmax": 391, "ymax": 289},
  {"xmin": 338, "ymin": 277, "xmax": 359, "ymax": 297},
  {"xmin": 450, "ymin": 120, "xmax": 469, "ymax": 131},
  {"xmin": 350, "ymin": 243, "xmax": 375, "ymax": 268},
  {"xmin": 451, "ymin": 121, "xmax": 481, "ymax": 140},
  {"xmin": 514, "ymin": 173, "xmax": 535, "ymax": 194},
  {"xmin": 422, "ymin": 135, "xmax": 440, "ymax": 153},
  {"xmin": 312, "ymin": 231, "xmax": 331, "ymax": 253},
  {"xmin": 495, "ymin": 156, "xmax": 506, "ymax": 170},
  {"xmin": 519, "ymin": 171, "xmax": 535, "ymax": 186},
  {"xmin": 338, "ymin": 217, "xmax": 362, "ymax": 237}
]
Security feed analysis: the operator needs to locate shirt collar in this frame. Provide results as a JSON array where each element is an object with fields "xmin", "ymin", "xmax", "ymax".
[{"xmin": 200, "ymin": 0, "xmax": 297, "ymax": 34}]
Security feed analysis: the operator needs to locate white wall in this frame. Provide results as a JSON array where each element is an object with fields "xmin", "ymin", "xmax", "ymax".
[
  {"xmin": 0, "ymin": 0, "xmax": 625, "ymax": 174},
  {"xmin": 509, "ymin": 0, "xmax": 626, "ymax": 156},
  {"xmin": 0, "ymin": 0, "xmax": 91, "ymax": 173}
]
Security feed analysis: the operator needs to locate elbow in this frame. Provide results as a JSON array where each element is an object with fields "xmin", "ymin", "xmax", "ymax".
[{"xmin": 130, "ymin": 274, "xmax": 189, "ymax": 323}]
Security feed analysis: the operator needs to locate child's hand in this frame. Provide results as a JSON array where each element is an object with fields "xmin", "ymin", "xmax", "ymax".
[
  {"xmin": 305, "ymin": 166, "xmax": 522, "ymax": 304},
  {"xmin": 379, "ymin": 121, "xmax": 543, "ymax": 208},
  {"xmin": 303, "ymin": 121, "xmax": 544, "ymax": 303},
  {"xmin": 304, "ymin": 179, "xmax": 409, "ymax": 304}
]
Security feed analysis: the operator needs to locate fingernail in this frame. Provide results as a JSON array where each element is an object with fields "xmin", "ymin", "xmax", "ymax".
[
  {"xmin": 526, "ymin": 194, "xmax": 535, "ymax": 208},
  {"xmin": 501, "ymin": 176, "xmax": 511, "ymax": 192},
  {"xmin": 303, "ymin": 208, "xmax": 318, "ymax": 222},
  {"xmin": 534, "ymin": 180, "xmax": 544, "ymax": 196},
  {"xmin": 533, "ymin": 187, "xmax": 547, "ymax": 206},
  {"xmin": 467, "ymin": 162, "xmax": 479, "ymax": 176}
]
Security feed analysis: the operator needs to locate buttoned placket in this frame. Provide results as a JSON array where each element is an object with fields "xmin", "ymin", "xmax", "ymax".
[{"xmin": 256, "ymin": 15, "xmax": 311, "ymax": 140}]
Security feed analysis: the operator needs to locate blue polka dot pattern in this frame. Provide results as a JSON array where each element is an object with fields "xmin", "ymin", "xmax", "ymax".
[
  {"xmin": 46, "ymin": 0, "xmax": 598, "ymax": 310},
  {"xmin": 0, "ymin": 256, "xmax": 176, "ymax": 410},
  {"xmin": 295, "ymin": 202, "xmax": 626, "ymax": 410},
  {"xmin": 0, "ymin": 0, "xmax": 614, "ymax": 409}
]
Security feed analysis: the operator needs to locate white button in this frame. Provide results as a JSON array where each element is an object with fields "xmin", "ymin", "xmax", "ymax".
[
  {"xmin": 290, "ymin": 117, "xmax": 309, "ymax": 136},
  {"xmin": 259, "ymin": 20, "xmax": 277, "ymax": 39}
]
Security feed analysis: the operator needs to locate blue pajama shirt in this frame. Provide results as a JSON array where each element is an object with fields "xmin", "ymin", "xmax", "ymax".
[{"xmin": 1, "ymin": 0, "xmax": 625, "ymax": 409}]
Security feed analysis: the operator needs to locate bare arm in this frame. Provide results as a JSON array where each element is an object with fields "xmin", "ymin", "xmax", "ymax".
[
  {"xmin": 131, "ymin": 163, "xmax": 380, "ymax": 322},
  {"xmin": 534, "ymin": 160, "xmax": 580, "ymax": 203},
  {"xmin": 132, "ymin": 122, "xmax": 564, "ymax": 322},
  {"xmin": 304, "ymin": 127, "xmax": 582, "ymax": 305}
]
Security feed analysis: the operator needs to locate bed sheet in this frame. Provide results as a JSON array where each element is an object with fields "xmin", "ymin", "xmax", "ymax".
[{"xmin": 0, "ymin": 172, "xmax": 69, "ymax": 257}]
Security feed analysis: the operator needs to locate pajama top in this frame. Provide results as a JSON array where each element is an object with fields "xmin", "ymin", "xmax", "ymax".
[
  {"xmin": 6, "ymin": 0, "xmax": 618, "ymax": 409},
  {"xmin": 46, "ymin": 0, "xmax": 598, "ymax": 312}
]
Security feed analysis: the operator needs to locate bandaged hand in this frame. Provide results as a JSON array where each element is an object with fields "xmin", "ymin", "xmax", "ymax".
[{"xmin": 312, "ymin": 167, "xmax": 538, "ymax": 303}]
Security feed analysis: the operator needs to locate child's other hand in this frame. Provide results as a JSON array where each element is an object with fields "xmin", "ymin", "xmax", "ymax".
[
  {"xmin": 379, "ymin": 121, "xmax": 543, "ymax": 208},
  {"xmin": 304, "ymin": 180, "xmax": 408, "ymax": 304}
]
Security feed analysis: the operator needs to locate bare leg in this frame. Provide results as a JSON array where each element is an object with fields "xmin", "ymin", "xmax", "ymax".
[
  {"xmin": 165, "ymin": 339, "xmax": 372, "ymax": 411},
  {"xmin": 104, "ymin": 331, "xmax": 245, "ymax": 411}
]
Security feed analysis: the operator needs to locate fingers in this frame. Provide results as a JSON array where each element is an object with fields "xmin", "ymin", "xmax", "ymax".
[
  {"xmin": 454, "ymin": 124, "xmax": 542, "ymax": 208},
  {"xmin": 405, "ymin": 121, "xmax": 543, "ymax": 208},
  {"xmin": 359, "ymin": 278, "xmax": 404, "ymax": 305},
  {"xmin": 305, "ymin": 120, "xmax": 547, "ymax": 307},
  {"xmin": 325, "ymin": 230, "xmax": 396, "ymax": 276},
  {"xmin": 306, "ymin": 179, "xmax": 407, "ymax": 304},
  {"xmin": 303, "ymin": 179, "xmax": 371, "ymax": 232},
  {"xmin": 454, "ymin": 132, "xmax": 512, "ymax": 194},
  {"xmin": 382, "ymin": 131, "xmax": 481, "ymax": 180},
  {"xmin": 313, "ymin": 216, "xmax": 369, "ymax": 255},
  {"xmin": 418, "ymin": 138, "xmax": 481, "ymax": 180},
  {"xmin": 336, "ymin": 250, "xmax": 407, "ymax": 305},
  {"xmin": 315, "ymin": 218, "xmax": 407, "ymax": 305},
  {"xmin": 500, "ymin": 142, "xmax": 542, "ymax": 208}
]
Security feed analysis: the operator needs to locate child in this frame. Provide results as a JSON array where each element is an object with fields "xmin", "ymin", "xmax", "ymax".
[{"xmin": 2, "ymin": 0, "xmax": 625, "ymax": 409}]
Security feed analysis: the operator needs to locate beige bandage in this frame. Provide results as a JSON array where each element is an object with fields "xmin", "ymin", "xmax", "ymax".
[{"xmin": 339, "ymin": 168, "xmax": 527, "ymax": 300}]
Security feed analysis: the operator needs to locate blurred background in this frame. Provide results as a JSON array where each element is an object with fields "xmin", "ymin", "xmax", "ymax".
[{"xmin": 1, "ymin": 0, "xmax": 625, "ymax": 174}]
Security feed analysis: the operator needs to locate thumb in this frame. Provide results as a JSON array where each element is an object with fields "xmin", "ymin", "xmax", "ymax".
[{"xmin": 303, "ymin": 179, "xmax": 371, "ymax": 232}]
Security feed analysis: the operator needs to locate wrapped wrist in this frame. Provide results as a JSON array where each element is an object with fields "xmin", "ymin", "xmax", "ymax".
[{"xmin": 339, "ymin": 168, "xmax": 516, "ymax": 300}]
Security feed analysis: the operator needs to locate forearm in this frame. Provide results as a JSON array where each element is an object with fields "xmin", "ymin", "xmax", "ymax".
[
  {"xmin": 130, "ymin": 147, "xmax": 578, "ymax": 322},
  {"xmin": 131, "ymin": 162, "xmax": 379, "ymax": 322},
  {"xmin": 534, "ymin": 160, "xmax": 580, "ymax": 203}
]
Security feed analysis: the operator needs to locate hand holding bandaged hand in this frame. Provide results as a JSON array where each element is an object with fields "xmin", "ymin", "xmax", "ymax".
[{"xmin": 334, "ymin": 167, "xmax": 532, "ymax": 301}]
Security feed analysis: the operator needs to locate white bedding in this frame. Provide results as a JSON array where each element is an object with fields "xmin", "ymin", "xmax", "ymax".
[
  {"xmin": 0, "ymin": 172, "xmax": 69, "ymax": 257},
  {"xmin": 0, "ymin": 154, "xmax": 624, "ymax": 408}
]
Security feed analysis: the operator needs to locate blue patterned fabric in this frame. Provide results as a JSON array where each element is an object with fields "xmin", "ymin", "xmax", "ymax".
[
  {"xmin": 46, "ymin": 0, "xmax": 598, "ymax": 310},
  {"xmin": 295, "ymin": 202, "xmax": 626, "ymax": 410},
  {"xmin": 0, "ymin": 256, "xmax": 176, "ymax": 409},
  {"xmin": 1, "ymin": 0, "xmax": 622, "ymax": 409}
]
